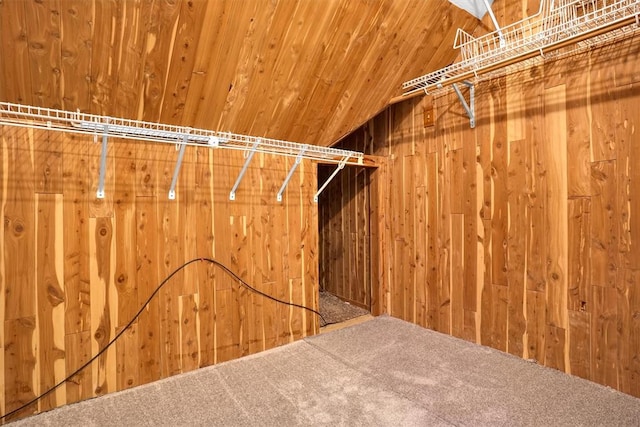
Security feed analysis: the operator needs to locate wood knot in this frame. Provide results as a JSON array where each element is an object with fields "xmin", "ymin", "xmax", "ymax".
[
  {"xmin": 117, "ymin": 274, "xmax": 126, "ymax": 284},
  {"xmin": 13, "ymin": 221, "xmax": 25, "ymax": 235},
  {"xmin": 99, "ymin": 227, "xmax": 108, "ymax": 237}
]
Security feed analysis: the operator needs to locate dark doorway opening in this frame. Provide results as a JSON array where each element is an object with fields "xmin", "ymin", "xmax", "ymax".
[{"xmin": 317, "ymin": 164, "xmax": 372, "ymax": 326}]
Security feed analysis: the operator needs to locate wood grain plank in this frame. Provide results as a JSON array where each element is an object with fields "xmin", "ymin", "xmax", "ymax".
[
  {"xmin": 4, "ymin": 317, "xmax": 37, "ymax": 421},
  {"xmin": 543, "ymin": 84, "xmax": 568, "ymax": 331},
  {"xmin": 35, "ymin": 130, "xmax": 62, "ymax": 194},
  {"xmin": 0, "ymin": 0, "xmax": 32, "ymax": 104},
  {"xmin": 64, "ymin": 331, "xmax": 92, "ymax": 405},
  {"xmin": 568, "ymin": 198, "xmax": 591, "ymax": 312},
  {"xmin": 179, "ymin": 294, "xmax": 200, "ymax": 373},
  {"xmin": 590, "ymin": 46, "xmax": 617, "ymax": 162},
  {"xmin": 114, "ymin": 142, "xmax": 137, "ymax": 328},
  {"xmin": 590, "ymin": 161, "xmax": 617, "ymax": 288},
  {"xmin": 59, "ymin": 0, "xmax": 93, "ymax": 112},
  {"xmin": 507, "ymin": 139, "xmax": 526, "ymax": 357},
  {"xmin": 62, "ymin": 133, "xmax": 90, "ymax": 334},
  {"xmin": 24, "ymin": 0, "xmax": 62, "ymax": 108},
  {"xmin": 451, "ymin": 213, "xmax": 464, "ymax": 338},
  {"xmin": 4, "ymin": 128, "xmax": 36, "ymax": 320},
  {"xmin": 415, "ymin": 186, "xmax": 427, "ymax": 328},
  {"xmin": 115, "ymin": 323, "xmax": 138, "ymax": 391},
  {"xmin": 544, "ymin": 325, "xmax": 566, "ymax": 372},
  {"xmin": 135, "ymin": 196, "xmax": 161, "ymax": 385},
  {"xmin": 35, "ymin": 193, "xmax": 66, "ymax": 412},
  {"xmin": 568, "ymin": 310, "xmax": 591, "ymax": 380},
  {"xmin": 426, "ymin": 152, "xmax": 438, "ymax": 328},
  {"xmin": 591, "ymin": 285, "xmax": 618, "ymax": 388}
]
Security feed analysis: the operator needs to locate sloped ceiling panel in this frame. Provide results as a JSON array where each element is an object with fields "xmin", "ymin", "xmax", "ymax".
[{"xmin": 0, "ymin": 0, "xmax": 479, "ymax": 146}]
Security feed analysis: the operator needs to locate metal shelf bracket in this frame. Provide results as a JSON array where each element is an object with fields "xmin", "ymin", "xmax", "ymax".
[
  {"xmin": 314, "ymin": 157, "xmax": 348, "ymax": 203},
  {"xmin": 452, "ymin": 81, "xmax": 475, "ymax": 128},
  {"xmin": 277, "ymin": 145, "xmax": 307, "ymax": 202},
  {"xmin": 168, "ymin": 135, "xmax": 188, "ymax": 200},
  {"xmin": 96, "ymin": 124, "xmax": 108, "ymax": 199},
  {"xmin": 229, "ymin": 140, "xmax": 260, "ymax": 201}
]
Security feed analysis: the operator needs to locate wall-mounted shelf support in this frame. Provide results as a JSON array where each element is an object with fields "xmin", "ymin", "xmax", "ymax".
[
  {"xmin": 314, "ymin": 157, "xmax": 348, "ymax": 203},
  {"xmin": 230, "ymin": 141, "xmax": 260, "ymax": 201},
  {"xmin": 277, "ymin": 145, "xmax": 307, "ymax": 202},
  {"xmin": 96, "ymin": 124, "xmax": 108, "ymax": 199},
  {"xmin": 481, "ymin": 0, "xmax": 506, "ymax": 47},
  {"xmin": 452, "ymin": 81, "xmax": 475, "ymax": 128},
  {"xmin": 168, "ymin": 135, "xmax": 188, "ymax": 200}
]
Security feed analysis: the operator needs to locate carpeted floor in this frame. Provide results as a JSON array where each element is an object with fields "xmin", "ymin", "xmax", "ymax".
[
  {"xmin": 11, "ymin": 315, "xmax": 640, "ymax": 426},
  {"xmin": 318, "ymin": 291, "xmax": 369, "ymax": 326}
]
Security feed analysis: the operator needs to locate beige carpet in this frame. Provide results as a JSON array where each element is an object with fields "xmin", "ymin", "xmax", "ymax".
[
  {"xmin": 318, "ymin": 291, "xmax": 369, "ymax": 326},
  {"xmin": 11, "ymin": 315, "xmax": 640, "ymax": 426}
]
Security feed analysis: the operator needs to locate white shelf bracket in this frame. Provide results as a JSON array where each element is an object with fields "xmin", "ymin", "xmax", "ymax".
[
  {"xmin": 96, "ymin": 124, "xmax": 108, "ymax": 199},
  {"xmin": 277, "ymin": 145, "xmax": 307, "ymax": 202},
  {"xmin": 481, "ymin": 0, "xmax": 505, "ymax": 47},
  {"xmin": 230, "ymin": 140, "xmax": 260, "ymax": 201},
  {"xmin": 452, "ymin": 81, "xmax": 475, "ymax": 128},
  {"xmin": 168, "ymin": 135, "xmax": 188, "ymax": 200},
  {"xmin": 314, "ymin": 157, "xmax": 348, "ymax": 203}
]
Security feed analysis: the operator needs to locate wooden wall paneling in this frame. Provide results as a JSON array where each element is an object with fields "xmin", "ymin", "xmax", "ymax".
[
  {"xmin": 450, "ymin": 149, "xmax": 464, "ymax": 214},
  {"xmin": 0, "ymin": 126, "xmax": 5, "ymax": 416},
  {"xmin": 4, "ymin": 128, "xmax": 36, "ymax": 320},
  {"xmin": 426, "ymin": 152, "xmax": 439, "ymax": 329},
  {"xmin": 490, "ymin": 77, "xmax": 508, "ymax": 290},
  {"xmin": 246, "ymin": 155, "xmax": 264, "ymax": 354},
  {"xmin": 114, "ymin": 322, "xmax": 138, "ymax": 392},
  {"xmin": 260, "ymin": 155, "xmax": 280, "ymax": 350},
  {"xmin": 59, "ymin": 0, "xmax": 93, "ymax": 112},
  {"xmin": 4, "ymin": 317, "xmax": 37, "ymax": 421},
  {"xmin": 590, "ymin": 161, "xmax": 618, "ymax": 288},
  {"xmin": 403, "ymin": 156, "xmax": 416, "ymax": 323},
  {"xmin": 437, "ymin": 140, "xmax": 451, "ymax": 334},
  {"xmin": 369, "ymin": 158, "xmax": 390, "ymax": 316},
  {"xmin": 347, "ymin": 166, "xmax": 357, "ymax": 304},
  {"xmin": 568, "ymin": 198, "xmax": 591, "ymax": 312},
  {"xmin": 568, "ymin": 309, "xmax": 591, "ymax": 380},
  {"xmin": 160, "ymin": 0, "xmax": 208, "ymax": 125},
  {"xmin": 89, "ymin": 216, "xmax": 117, "ymax": 396},
  {"xmin": 591, "ymin": 285, "xmax": 618, "ymax": 388},
  {"xmin": 24, "ymin": 0, "xmax": 62, "ymax": 109},
  {"xmin": 180, "ymin": 147, "xmax": 198, "ymax": 296},
  {"xmin": 523, "ymin": 68, "xmax": 547, "ymax": 361},
  {"xmin": 285, "ymin": 157, "xmax": 303, "ymax": 338},
  {"xmin": 64, "ymin": 331, "xmax": 92, "ymax": 405},
  {"xmin": 301, "ymin": 160, "xmax": 319, "ymax": 334},
  {"xmin": 61, "ymin": 133, "xmax": 91, "ymax": 406},
  {"xmin": 619, "ymin": 83, "xmax": 640, "ymax": 268},
  {"xmin": 392, "ymin": 238, "xmax": 406, "ymax": 320},
  {"xmin": 0, "ymin": 0, "xmax": 33, "ymax": 105},
  {"xmin": 135, "ymin": 196, "xmax": 161, "ymax": 385},
  {"xmin": 194, "ymin": 147, "xmax": 216, "ymax": 364},
  {"xmin": 157, "ymin": 146, "xmax": 185, "ymax": 376},
  {"xmin": 565, "ymin": 53, "xmax": 593, "ymax": 198},
  {"xmin": 35, "ymin": 193, "xmax": 66, "ymax": 412},
  {"xmin": 89, "ymin": 0, "xmax": 120, "ymax": 116},
  {"xmin": 463, "ymin": 103, "xmax": 480, "ymax": 341},
  {"xmin": 139, "ymin": 0, "xmax": 183, "ymax": 122},
  {"xmin": 415, "ymin": 185, "xmax": 427, "ymax": 328},
  {"xmin": 542, "ymin": 83, "xmax": 569, "ymax": 343},
  {"xmin": 451, "ymin": 213, "xmax": 465, "ymax": 338},
  {"xmin": 624, "ymin": 269, "xmax": 640, "ymax": 397},
  {"xmin": 507, "ymin": 139, "xmax": 526, "ymax": 357},
  {"xmin": 35, "ymin": 130, "xmax": 62, "ymax": 194},
  {"xmin": 270, "ymin": 155, "xmax": 289, "ymax": 346},
  {"xmin": 114, "ymin": 141, "xmax": 138, "ymax": 329},
  {"xmin": 178, "ymin": 294, "xmax": 199, "ymax": 373},
  {"xmin": 590, "ymin": 46, "xmax": 618, "ymax": 162}
]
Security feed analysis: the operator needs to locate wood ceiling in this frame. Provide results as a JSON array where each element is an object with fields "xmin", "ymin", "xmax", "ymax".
[{"xmin": 0, "ymin": 0, "xmax": 479, "ymax": 146}]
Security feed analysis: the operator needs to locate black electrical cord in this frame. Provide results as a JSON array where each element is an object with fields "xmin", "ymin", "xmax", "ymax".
[{"xmin": 1, "ymin": 257, "xmax": 328, "ymax": 421}]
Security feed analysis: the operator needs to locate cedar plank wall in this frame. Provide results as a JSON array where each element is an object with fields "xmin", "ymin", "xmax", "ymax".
[
  {"xmin": 0, "ymin": 129, "xmax": 319, "ymax": 421},
  {"xmin": 340, "ymin": 34, "xmax": 640, "ymax": 396}
]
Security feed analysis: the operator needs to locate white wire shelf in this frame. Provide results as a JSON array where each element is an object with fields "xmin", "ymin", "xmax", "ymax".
[
  {"xmin": 402, "ymin": 0, "xmax": 640, "ymax": 96},
  {"xmin": 0, "ymin": 102, "xmax": 364, "ymax": 165},
  {"xmin": 0, "ymin": 102, "xmax": 364, "ymax": 202}
]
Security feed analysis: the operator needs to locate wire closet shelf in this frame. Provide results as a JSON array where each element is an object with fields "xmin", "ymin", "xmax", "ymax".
[
  {"xmin": 0, "ymin": 102, "xmax": 364, "ymax": 165},
  {"xmin": 0, "ymin": 102, "xmax": 364, "ymax": 202},
  {"xmin": 402, "ymin": 0, "xmax": 640, "ymax": 96}
]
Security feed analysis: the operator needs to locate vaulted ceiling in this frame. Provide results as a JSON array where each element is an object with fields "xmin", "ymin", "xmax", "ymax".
[{"xmin": 0, "ymin": 0, "xmax": 480, "ymax": 146}]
